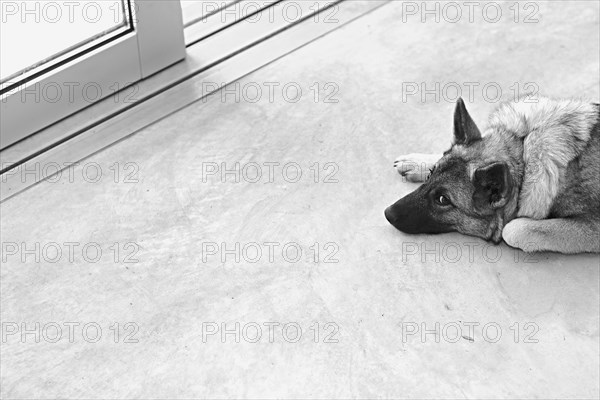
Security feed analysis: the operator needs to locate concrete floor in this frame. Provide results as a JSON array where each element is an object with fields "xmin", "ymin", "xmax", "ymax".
[{"xmin": 1, "ymin": 1, "xmax": 599, "ymax": 398}]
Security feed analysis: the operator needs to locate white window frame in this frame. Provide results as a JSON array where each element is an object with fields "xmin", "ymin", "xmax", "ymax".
[{"xmin": 0, "ymin": 0, "xmax": 185, "ymax": 149}]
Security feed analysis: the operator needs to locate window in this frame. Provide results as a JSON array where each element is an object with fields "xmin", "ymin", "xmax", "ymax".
[
  {"xmin": 1, "ymin": 1, "xmax": 132, "ymax": 85},
  {"xmin": 0, "ymin": 0, "xmax": 185, "ymax": 149}
]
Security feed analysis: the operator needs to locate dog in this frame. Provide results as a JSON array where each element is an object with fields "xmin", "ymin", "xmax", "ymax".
[{"xmin": 385, "ymin": 96, "xmax": 600, "ymax": 254}]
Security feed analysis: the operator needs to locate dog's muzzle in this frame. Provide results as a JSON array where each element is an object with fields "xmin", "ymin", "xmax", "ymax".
[
  {"xmin": 385, "ymin": 190, "xmax": 452, "ymax": 234},
  {"xmin": 384, "ymin": 201, "xmax": 425, "ymax": 234}
]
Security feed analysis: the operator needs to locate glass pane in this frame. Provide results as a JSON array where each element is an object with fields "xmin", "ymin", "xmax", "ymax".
[{"xmin": 0, "ymin": 0, "xmax": 131, "ymax": 83}]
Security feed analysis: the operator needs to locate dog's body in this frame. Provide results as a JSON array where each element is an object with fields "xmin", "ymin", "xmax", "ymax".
[{"xmin": 386, "ymin": 96, "xmax": 600, "ymax": 253}]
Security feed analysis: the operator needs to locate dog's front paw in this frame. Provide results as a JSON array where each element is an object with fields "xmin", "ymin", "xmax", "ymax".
[
  {"xmin": 393, "ymin": 153, "xmax": 439, "ymax": 182},
  {"xmin": 503, "ymin": 218, "xmax": 538, "ymax": 252}
]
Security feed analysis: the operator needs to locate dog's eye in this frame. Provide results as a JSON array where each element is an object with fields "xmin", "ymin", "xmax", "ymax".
[{"xmin": 436, "ymin": 195, "xmax": 450, "ymax": 206}]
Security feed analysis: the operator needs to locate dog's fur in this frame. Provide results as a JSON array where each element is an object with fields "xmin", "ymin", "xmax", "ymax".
[{"xmin": 386, "ymin": 96, "xmax": 600, "ymax": 253}]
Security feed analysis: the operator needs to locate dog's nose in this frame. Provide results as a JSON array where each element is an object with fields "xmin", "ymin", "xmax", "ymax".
[{"xmin": 384, "ymin": 206, "xmax": 395, "ymax": 224}]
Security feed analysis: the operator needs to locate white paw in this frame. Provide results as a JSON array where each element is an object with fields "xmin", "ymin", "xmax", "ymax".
[
  {"xmin": 393, "ymin": 153, "xmax": 439, "ymax": 183},
  {"xmin": 502, "ymin": 218, "xmax": 537, "ymax": 251}
]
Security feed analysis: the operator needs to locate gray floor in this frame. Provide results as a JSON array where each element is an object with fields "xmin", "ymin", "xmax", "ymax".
[{"xmin": 2, "ymin": 1, "xmax": 599, "ymax": 398}]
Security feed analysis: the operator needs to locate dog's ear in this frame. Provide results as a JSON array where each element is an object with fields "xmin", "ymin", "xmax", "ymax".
[
  {"xmin": 453, "ymin": 98, "xmax": 481, "ymax": 145},
  {"xmin": 472, "ymin": 162, "xmax": 512, "ymax": 210}
]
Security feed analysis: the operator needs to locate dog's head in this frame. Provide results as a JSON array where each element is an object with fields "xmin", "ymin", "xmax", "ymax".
[{"xmin": 385, "ymin": 98, "xmax": 514, "ymax": 242}]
